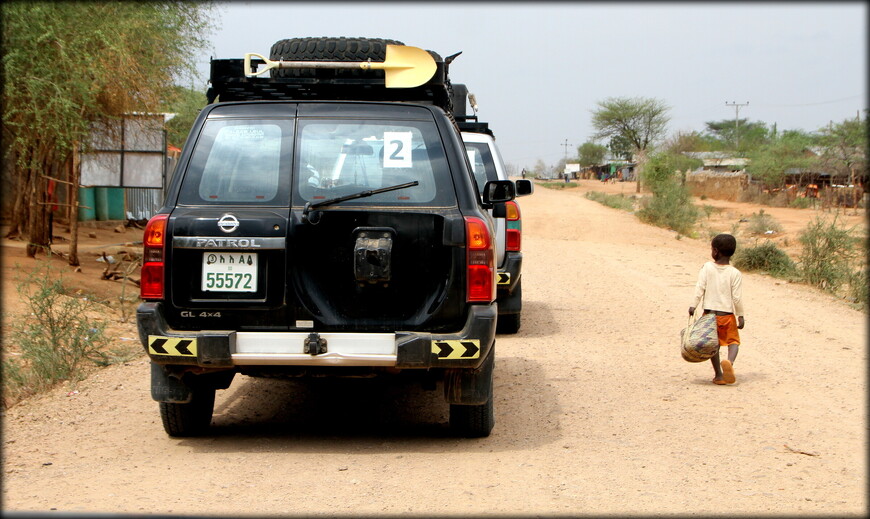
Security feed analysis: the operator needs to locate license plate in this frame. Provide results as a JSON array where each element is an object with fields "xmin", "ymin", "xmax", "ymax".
[{"xmin": 201, "ymin": 252, "xmax": 258, "ymax": 292}]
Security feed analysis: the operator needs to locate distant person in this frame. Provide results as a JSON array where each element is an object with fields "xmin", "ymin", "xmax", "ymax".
[{"xmin": 688, "ymin": 233, "xmax": 745, "ymax": 385}]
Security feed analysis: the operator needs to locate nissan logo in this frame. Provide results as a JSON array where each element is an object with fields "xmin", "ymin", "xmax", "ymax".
[{"xmin": 217, "ymin": 214, "xmax": 240, "ymax": 233}]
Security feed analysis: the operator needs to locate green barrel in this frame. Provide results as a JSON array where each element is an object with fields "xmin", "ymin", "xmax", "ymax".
[
  {"xmin": 106, "ymin": 187, "xmax": 126, "ymax": 220},
  {"xmin": 94, "ymin": 187, "xmax": 110, "ymax": 221},
  {"xmin": 78, "ymin": 187, "xmax": 96, "ymax": 221}
]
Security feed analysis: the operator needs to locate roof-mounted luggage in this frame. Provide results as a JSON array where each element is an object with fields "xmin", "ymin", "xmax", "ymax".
[{"xmin": 206, "ymin": 37, "xmax": 458, "ymax": 112}]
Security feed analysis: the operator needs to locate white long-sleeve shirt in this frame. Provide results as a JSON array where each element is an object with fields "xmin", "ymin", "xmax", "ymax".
[{"xmin": 691, "ymin": 261, "xmax": 744, "ymax": 317}]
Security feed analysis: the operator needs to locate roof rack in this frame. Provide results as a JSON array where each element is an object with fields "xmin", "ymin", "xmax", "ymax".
[
  {"xmin": 457, "ymin": 120, "xmax": 493, "ymax": 137},
  {"xmin": 451, "ymin": 83, "xmax": 494, "ymax": 135},
  {"xmin": 206, "ymin": 54, "xmax": 453, "ymax": 110}
]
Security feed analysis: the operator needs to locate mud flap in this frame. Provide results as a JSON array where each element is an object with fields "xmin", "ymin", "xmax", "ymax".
[
  {"xmin": 151, "ymin": 363, "xmax": 193, "ymax": 404},
  {"xmin": 443, "ymin": 342, "xmax": 494, "ymax": 405},
  {"xmin": 150, "ymin": 363, "xmax": 235, "ymax": 403},
  {"xmin": 498, "ymin": 279, "xmax": 522, "ymax": 314}
]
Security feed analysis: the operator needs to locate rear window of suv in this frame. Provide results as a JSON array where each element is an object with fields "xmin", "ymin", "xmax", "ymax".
[
  {"xmin": 178, "ymin": 119, "xmax": 294, "ymax": 205},
  {"xmin": 178, "ymin": 117, "xmax": 456, "ymax": 208},
  {"xmin": 294, "ymin": 119, "xmax": 456, "ymax": 207}
]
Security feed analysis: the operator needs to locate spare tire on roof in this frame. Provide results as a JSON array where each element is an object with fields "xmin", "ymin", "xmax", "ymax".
[{"xmin": 269, "ymin": 36, "xmax": 406, "ymax": 78}]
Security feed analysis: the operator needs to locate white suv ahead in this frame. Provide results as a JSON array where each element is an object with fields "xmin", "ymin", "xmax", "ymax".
[{"xmin": 460, "ymin": 122, "xmax": 532, "ymax": 334}]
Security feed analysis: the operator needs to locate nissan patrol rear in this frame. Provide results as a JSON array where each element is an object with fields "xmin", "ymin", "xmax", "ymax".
[{"xmin": 137, "ymin": 37, "xmax": 514, "ymax": 438}]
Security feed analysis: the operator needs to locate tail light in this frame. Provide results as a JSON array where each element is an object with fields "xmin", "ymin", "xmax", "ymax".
[
  {"xmin": 140, "ymin": 214, "xmax": 169, "ymax": 300},
  {"xmin": 465, "ymin": 216, "xmax": 495, "ymax": 302},
  {"xmin": 505, "ymin": 200, "xmax": 522, "ymax": 252}
]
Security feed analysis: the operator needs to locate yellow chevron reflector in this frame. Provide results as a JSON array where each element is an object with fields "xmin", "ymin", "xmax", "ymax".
[
  {"xmin": 431, "ymin": 339, "xmax": 480, "ymax": 360},
  {"xmin": 148, "ymin": 336, "xmax": 197, "ymax": 357}
]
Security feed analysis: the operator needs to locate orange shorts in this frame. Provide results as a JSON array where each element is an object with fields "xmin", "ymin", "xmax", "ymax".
[{"xmin": 715, "ymin": 314, "xmax": 741, "ymax": 346}]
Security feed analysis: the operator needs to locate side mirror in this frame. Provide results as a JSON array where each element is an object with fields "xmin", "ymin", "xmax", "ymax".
[
  {"xmin": 482, "ymin": 180, "xmax": 515, "ymax": 204},
  {"xmin": 515, "ymin": 179, "xmax": 534, "ymax": 197}
]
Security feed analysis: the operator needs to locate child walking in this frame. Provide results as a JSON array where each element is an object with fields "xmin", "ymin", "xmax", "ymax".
[{"xmin": 689, "ymin": 234, "xmax": 745, "ymax": 385}]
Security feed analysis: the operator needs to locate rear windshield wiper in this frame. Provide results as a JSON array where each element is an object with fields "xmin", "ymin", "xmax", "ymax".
[{"xmin": 302, "ymin": 180, "xmax": 419, "ymax": 225}]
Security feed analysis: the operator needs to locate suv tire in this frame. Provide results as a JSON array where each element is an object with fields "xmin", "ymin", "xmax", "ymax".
[
  {"xmin": 449, "ymin": 395, "xmax": 494, "ymax": 438},
  {"xmin": 159, "ymin": 387, "xmax": 216, "ymax": 437},
  {"xmin": 269, "ymin": 37, "xmax": 405, "ymax": 78}
]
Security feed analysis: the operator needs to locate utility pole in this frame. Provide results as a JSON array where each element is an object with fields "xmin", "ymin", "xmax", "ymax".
[
  {"xmin": 725, "ymin": 101, "xmax": 749, "ymax": 150},
  {"xmin": 561, "ymin": 139, "xmax": 573, "ymax": 181}
]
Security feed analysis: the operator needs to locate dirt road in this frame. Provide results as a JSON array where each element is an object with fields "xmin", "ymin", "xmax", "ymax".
[{"xmin": 2, "ymin": 185, "xmax": 866, "ymax": 515}]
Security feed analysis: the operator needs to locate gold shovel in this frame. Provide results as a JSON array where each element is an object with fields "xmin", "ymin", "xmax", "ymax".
[{"xmin": 243, "ymin": 44, "xmax": 437, "ymax": 88}]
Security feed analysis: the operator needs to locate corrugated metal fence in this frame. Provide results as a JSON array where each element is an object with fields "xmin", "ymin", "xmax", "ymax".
[
  {"xmin": 123, "ymin": 155, "xmax": 176, "ymax": 220},
  {"xmin": 125, "ymin": 188, "xmax": 164, "ymax": 220}
]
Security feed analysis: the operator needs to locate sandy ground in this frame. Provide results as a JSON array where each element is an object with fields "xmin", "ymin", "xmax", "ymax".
[{"xmin": 1, "ymin": 182, "xmax": 867, "ymax": 515}]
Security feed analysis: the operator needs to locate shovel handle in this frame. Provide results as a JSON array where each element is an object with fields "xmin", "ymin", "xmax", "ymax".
[
  {"xmin": 244, "ymin": 53, "xmax": 375, "ymax": 77},
  {"xmin": 244, "ymin": 53, "xmax": 273, "ymax": 76}
]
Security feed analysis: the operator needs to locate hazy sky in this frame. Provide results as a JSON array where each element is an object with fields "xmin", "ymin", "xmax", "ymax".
[{"xmin": 200, "ymin": 2, "xmax": 867, "ymax": 170}]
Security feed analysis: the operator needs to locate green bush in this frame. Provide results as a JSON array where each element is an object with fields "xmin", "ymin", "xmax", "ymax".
[
  {"xmin": 730, "ymin": 222, "xmax": 741, "ymax": 237},
  {"xmin": 746, "ymin": 209, "xmax": 783, "ymax": 234},
  {"xmin": 789, "ymin": 197, "xmax": 818, "ymax": 209},
  {"xmin": 732, "ymin": 240, "xmax": 797, "ymax": 278},
  {"xmin": 635, "ymin": 152, "xmax": 701, "ymax": 236},
  {"xmin": 636, "ymin": 180, "xmax": 700, "ymax": 236},
  {"xmin": 584, "ymin": 191, "xmax": 635, "ymax": 211},
  {"xmin": 3, "ymin": 263, "xmax": 117, "ymax": 404},
  {"xmin": 846, "ymin": 267, "xmax": 868, "ymax": 309},
  {"xmin": 539, "ymin": 181, "xmax": 579, "ymax": 190},
  {"xmin": 798, "ymin": 215, "xmax": 861, "ymax": 294}
]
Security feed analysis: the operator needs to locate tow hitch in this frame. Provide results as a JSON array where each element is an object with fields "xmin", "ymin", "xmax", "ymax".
[{"xmin": 304, "ymin": 332, "xmax": 328, "ymax": 355}]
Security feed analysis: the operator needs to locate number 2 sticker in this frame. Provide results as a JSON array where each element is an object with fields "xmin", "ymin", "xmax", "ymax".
[{"xmin": 383, "ymin": 132, "xmax": 413, "ymax": 168}]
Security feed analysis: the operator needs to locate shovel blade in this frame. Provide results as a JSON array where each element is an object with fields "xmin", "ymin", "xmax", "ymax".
[{"xmin": 380, "ymin": 44, "xmax": 437, "ymax": 88}]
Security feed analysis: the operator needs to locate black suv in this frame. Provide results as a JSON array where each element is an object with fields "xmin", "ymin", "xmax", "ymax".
[{"xmin": 137, "ymin": 37, "xmax": 515, "ymax": 437}]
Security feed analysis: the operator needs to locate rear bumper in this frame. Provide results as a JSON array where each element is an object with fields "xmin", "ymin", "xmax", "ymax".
[{"xmin": 137, "ymin": 302, "xmax": 496, "ymax": 370}]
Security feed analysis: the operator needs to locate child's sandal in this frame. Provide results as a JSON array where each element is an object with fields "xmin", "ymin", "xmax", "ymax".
[{"xmin": 721, "ymin": 360, "xmax": 736, "ymax": 384}]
